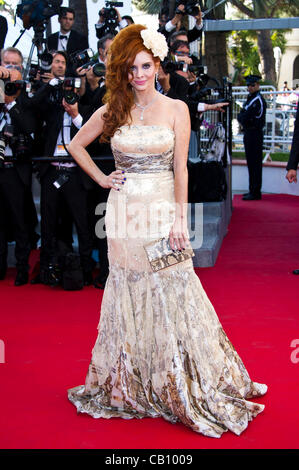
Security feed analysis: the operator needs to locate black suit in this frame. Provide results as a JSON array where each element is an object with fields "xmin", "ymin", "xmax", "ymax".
[
  {"xmin": 237, "ymin": 90, "xmax": 267, "ymax": 197},
  {"xmin": 287, "ymin": 107, "xmax": 299, "ymax": 171},
  {"xmin": 0, "ymin": 15, "xmax": 7, "ymax": 50},
  {"xmin": 30, "ymin": 83, "xmax": 94, "ymax": 273},
  {"xmin": 81, "ymin": 82, "xmax": 115, "ymax": 283},
  {"xmin": 47, "ymin": 30, "xmax": 89, "ymax": 56},
  {"xmin": 0, "ymin": 99, "xmax": 37, "ymax": 272}
]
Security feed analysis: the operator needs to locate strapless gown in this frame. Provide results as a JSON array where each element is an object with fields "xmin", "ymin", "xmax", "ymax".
[{"xmin": 68, "ymin": 125, "xmax": 267, "ymax": 438}]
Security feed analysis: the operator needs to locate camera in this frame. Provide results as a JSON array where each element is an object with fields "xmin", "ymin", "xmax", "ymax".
[
  {"xmin": 175, "ymin": 0, "xmax": 200, "ymax": 17},
  {"xmin": 97, "ymin": 0, "xmax": 123, "ymax": 35},
  {"xmin": 2, "ymin": 78, "xmax": 30, "ymax": 96},
  {"xmin": 11, "ymin": 133, "xmax": 32, "ymax": 160},
  {"xmin": 0, "ymin": 126, "xmax": 32, "ymax": 166},
  {"xmin": 91, "ymin": 62, "xmax": 106, "ymax": 78},
  {"xmin": 161, "ymin": 58, "xmax": 207, "ymax": 76},
  {"xmin": 50, "ymin": 77, "xmax": 81, "ymax": 105},
  {"xmin": 70, "ymin": 48, "xmax": 106, "ymax": 78},
  {"xmin": 70, "ymin": 48, "xmax": 94, "ymax": 69},
  {"xmin": 16, "ymin": 0, "xmax": 63, "ymax": 29}
]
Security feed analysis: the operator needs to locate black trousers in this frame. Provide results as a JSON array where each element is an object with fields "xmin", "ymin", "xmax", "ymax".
[
  {"xmin": 0, "ymin": 167, "xmax": 31, "ymax": 271},
  {"xmin": 244, "ymin": 128, "xmax": 263, "ymax": 196},
  {"xmin": 88, "ymin": 185, "xmax": 110, "ymax": 280},
  {"xmin": 40, "ymin": 166, "xmax": 93, "ymax": 272}
]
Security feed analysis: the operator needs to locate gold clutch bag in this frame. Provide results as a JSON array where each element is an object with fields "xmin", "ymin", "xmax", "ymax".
[{"xmin": 144, "ymin": 237, "xmax": 194, "ymax": 272}]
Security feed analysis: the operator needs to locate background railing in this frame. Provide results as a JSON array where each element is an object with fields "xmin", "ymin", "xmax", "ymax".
[{"xmin": 196, "ymin": 87, "xmax": 298, "ymax": 158}]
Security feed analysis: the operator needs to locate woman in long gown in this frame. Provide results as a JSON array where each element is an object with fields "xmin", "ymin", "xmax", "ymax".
[{"xmin": 67, "ymin": 24, "xmax": 267, "ymax": 438}]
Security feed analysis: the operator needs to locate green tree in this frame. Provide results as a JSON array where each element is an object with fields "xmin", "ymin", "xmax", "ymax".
[{"xmin": 230, "ymin": 0, "xmax": 299, "ymax": 84}]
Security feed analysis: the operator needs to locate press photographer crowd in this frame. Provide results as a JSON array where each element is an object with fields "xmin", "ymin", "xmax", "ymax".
[{"xmin": 0, "ymin": 0, "xmax": 229, "ymax": 290}]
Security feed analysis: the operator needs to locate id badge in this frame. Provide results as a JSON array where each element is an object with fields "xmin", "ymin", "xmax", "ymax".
[
  {"xmin": 56, "ymin": 144, "xmax": 68, "ymax": 155},
  {"xmin": 53, "ymin": 173, "xmax": 69, "ymax": 189}
]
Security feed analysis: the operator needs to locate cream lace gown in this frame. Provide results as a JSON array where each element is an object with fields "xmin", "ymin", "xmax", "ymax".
[{"xmin": 68, "ymin": 125, "xmax": 267, "ymax": 438}]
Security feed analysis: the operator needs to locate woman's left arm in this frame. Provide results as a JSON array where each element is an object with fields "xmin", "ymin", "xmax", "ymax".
[{"xmin": 169, "ymin": 99, "xmax": 191, "ymax": 251}]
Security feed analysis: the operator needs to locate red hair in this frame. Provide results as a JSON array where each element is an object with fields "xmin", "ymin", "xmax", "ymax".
[{"xmin": 100, "ymin": 24, "xmax": 160, "ymax": 143}]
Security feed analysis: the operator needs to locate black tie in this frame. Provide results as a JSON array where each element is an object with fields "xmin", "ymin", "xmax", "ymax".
[{"xmin": 60, "ymin": 35, "xmax": 67, "ymax": 40}]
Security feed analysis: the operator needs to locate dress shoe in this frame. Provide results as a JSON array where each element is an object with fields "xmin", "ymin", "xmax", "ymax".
[
  {"xmin": 0, "ymin": 265, "xmax": 7, "ymax": 281},
  {"xmin": 292, "ymin": 269, "xmax": 299, "ymax": 275},
  {"xmin": 30, "ymin": 273, "xmax": 41, "ymax": 284},
  {"xmin": 15, "ymin": 270, "xmax": 29, "ymax": 286},
  {"xmin": 83, "ymin": 271, "xmax": 93, "ymax": 286},
  {"xmin": 242, "ymin": 193, "xmax": 262, "ymax": 201},
  {"xmin": 93, "ymin": 275, "xmax": 107, "ymax": 290},
  {"xmin": 242, "ymin": 192, "xmax": 251, "ymax": 197}
]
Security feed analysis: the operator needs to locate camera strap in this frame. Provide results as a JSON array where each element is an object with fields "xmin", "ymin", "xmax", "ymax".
[{"xmin": 0, "ymin": 107, "xmax": 9, "ymax": 132}]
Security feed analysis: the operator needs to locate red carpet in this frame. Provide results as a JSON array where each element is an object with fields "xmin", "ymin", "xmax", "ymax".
[{"xmin": 1, "ymin": 193, "xmax": 299, "ymax": 449}]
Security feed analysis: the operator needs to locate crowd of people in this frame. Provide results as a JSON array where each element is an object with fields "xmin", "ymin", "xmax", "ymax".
[{"xmin": 0, "ymin": 5, "xmax": 229, "ymax": 289}]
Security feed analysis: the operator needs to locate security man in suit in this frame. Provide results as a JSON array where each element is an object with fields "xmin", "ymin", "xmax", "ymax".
[
  {"xmin": 286, "ymin": 106, "xmax": 299, "ymax": 274},
  {"xmin": 30, "ymin": 51, "xmax": 94, "ymax": 286},
  {"xmin": 0, "ymin": 68, "xmax": 36, "ymax": 285},
  {"xmin": 47, "ymin": 7, "xmax": 89, "ymax": 60},
  {"xmin": 237, "ymin": 74, "xmax": 267, "ymax": 201}
]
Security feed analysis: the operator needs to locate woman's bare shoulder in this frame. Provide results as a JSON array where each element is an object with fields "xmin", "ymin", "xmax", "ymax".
[{"xmin": 160, "ymin": 94, "xmax": 188, "ymax": 113}]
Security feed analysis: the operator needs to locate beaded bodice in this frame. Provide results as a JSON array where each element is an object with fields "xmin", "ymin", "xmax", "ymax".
[{"xmin": 111, "ymin": 125, "xmax": 175, "ymax": 173}]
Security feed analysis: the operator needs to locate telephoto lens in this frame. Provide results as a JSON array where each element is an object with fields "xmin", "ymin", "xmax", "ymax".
[{"xmin": 92, "ymin": 62, "xmax": 105, "ymax": 77}]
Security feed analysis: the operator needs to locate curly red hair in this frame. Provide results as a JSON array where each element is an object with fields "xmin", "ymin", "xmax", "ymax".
[{"xmin": 100, "ymin": 24, "xmax": 160, "ymax": 143}]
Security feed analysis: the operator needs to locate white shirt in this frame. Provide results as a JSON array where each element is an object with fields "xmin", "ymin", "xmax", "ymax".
[
  {"xmin": 57, "ymin": 30, "xmax": 71, "ymax": 51},
  {"xmin": 0, "ymin": 101, "xmax": 17, "ymax": 157},
  {"xmin": 52, "ymin": 112, "xmax": 82, "ymax": 167},
  {"xmin": 165, "ymin": 20, "xmax": 203, "ymax": 33}
]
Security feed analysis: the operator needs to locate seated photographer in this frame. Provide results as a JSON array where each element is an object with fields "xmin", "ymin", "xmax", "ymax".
[
  {"xmin": 95, "ymin": 5, "xmax": 127, "ymax": 40},
  {"xmin": 0, "ymin": 68, "xmax": 37, "ymax": 286},
  {"xmin": 29, "ymin": 51, "xmax": 94, "ymax": 287},
  {"xmin": 158, "ymin": 3, "xmax": 203, "ymax": 43}
]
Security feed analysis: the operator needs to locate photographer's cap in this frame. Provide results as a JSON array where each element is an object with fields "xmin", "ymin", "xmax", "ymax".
[{"xmin": 244, "ymin": 74, "xmax": 261, "ymax": 85}]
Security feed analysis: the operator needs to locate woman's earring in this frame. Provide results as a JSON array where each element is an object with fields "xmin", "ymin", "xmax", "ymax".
[{"xmin": 155, "ymin": 73, "xmax": 158, "ymax": 84}]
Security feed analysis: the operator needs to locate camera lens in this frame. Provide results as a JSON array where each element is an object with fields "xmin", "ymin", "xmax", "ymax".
[{"xmin": 92, "ymin": 63, "xmax": 105, "ymax": 77}]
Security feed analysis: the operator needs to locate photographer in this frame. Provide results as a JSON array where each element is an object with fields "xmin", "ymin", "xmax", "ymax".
[
  {"xmin": 74, "ymin": 39, "xmax": 115, "ymax": 289},
  {"xmin": 1, "ymin": 47, "xmax": 39, "ymax": 250},
  {"xmin": 29, "ymin": 51, "xmax": 94, "ymax": 286},
  {"xmin": 47, "ymin": 7, "xmax": 89, "ymax": 61},
  {"xmin": 0, "ymin": 68, "xmax": 37, "ymax": 286},
  {"xmin": 0, "ymin": 47, "xmax": 23, "ymax": 77},
  {"xmin": 158, "ymin": 2, "xmax": 203, "ymax": 43},
  {"xmin": 95, "ymin": 2, "xmax": 126, "ymax": 39},
  {"xmin": 157, "ymin": 61, "xmax": 189, "ymax": 102}
]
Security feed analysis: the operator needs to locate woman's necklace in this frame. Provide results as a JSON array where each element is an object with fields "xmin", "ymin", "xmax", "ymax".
[{"xmin": 134, "ymin": 94, "xmax": 159, "ymax": 121}]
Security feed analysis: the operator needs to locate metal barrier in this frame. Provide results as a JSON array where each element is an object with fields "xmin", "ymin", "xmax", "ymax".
[{"xmin": 198, "ymin": 86, "xmax": 298, "ymax": 157}]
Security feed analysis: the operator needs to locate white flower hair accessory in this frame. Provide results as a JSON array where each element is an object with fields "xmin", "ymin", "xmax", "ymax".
[{"xmin": 140, "ymin": 28, "xmax": 168, "ymax": 61}]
